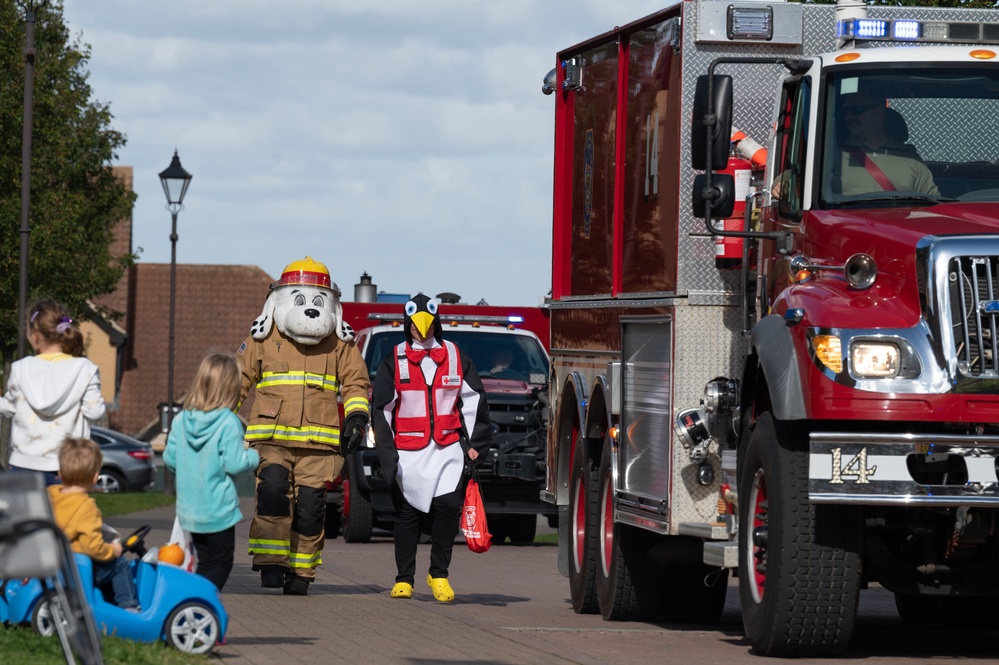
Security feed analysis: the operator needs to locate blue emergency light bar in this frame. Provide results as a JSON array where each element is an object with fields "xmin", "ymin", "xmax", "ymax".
[
  {"xmin": 837, "ymin": 17, "xmax": 999, "ymax": 44},
  {"xmin": 368, "ymin": 312, "xmax": 523, "ymax": 325}
]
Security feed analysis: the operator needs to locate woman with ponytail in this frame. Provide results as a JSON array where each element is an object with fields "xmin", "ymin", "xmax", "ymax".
[{"xmin": 0, "ymin": 300, "xmax": 106, "ymax": 484}]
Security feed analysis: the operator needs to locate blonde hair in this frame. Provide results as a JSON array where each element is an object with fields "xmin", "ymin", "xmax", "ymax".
[
  {"xmin": 183, "ymin": 350, "xmax": 241, "ymax": 412},
  {"xmin": 29, "ymin": 299, "xmax": 84, "ymax": 357},
  {"xmin": 58, "ymin": 437, "xmax": 103, "ymax": 486}
]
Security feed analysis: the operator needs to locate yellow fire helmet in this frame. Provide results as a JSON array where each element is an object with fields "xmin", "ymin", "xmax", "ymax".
[{"xmin": 278, "ymin": 256, "xmax": 331, "ymax": 289}]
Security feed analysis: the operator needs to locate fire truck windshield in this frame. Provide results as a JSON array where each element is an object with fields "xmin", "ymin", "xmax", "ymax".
[{"xmin": 820, "ymin": 65, "xmax": 999, "ymax": 206}]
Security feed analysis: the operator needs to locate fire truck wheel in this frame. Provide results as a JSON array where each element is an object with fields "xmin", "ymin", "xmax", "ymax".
[
  {"xmin": 595, "ymin": 442, "xmax": 662, "ymax": 620},
  {"xmin": 341, "ymin": 457, "xmax": 373, "ymax": 543},
  {"xmin": 738, "ymin": 413, "xmax": 862, "ymax": 657},
  {"xmin": 569, "ymin": 435, "xmax": 600, "ymax": 614}
]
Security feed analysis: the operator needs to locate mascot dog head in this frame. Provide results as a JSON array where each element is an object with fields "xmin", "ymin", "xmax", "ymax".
[{"xmin": 250, "ymin": 256, "xmax": 355, "ymax": 345}]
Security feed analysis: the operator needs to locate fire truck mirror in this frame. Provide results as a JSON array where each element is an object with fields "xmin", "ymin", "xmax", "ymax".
[
  {"xmin": 691, "ymin": 74, "xmax": 733, "ymax": 171},
  {"xmin": 692, "ymin": 173, "xmax": 735, "ymax": 219}
]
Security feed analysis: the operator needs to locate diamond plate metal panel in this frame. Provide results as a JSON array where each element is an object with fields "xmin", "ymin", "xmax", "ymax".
[
  {"xmin": 668, "ymin": 302, "xmax": 748, "ymax": 529},
  {"xmin": 678, "ymin": 2, "xmax": 838, "ymax": 298},
  {"xmin": 619, "ymin": 302, "xmax": 747, "ymax": 530}
]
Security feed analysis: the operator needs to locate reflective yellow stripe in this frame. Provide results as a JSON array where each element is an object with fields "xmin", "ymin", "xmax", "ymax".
[
  {"xmin": 289, "ymin": 551, "xmax": 322, "ymax": 568},
  {"xmin": 248, "ymin": 539, "xmax": 291, "ymax": 555},
  {"xmin": 245, "ymin": 423, "xmax": 339, "ymax": 445},
  {"xmin": 343, "ymin": 397, "xmax": 370, "ymax": 415},
  {"xmin": 258, "ymin": 371, "xmax": 338, "ymax": 391}
]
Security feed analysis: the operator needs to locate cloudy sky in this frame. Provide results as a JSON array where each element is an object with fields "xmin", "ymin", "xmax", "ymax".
[{"xmin": 57, "ymin": 1, "xmax": 665, "ymax": 306}]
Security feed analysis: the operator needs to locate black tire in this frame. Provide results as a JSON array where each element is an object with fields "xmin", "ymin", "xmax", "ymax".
[
  {"xmin": 569, "ymin": 435, "xmax": 599, "ymax": 614},
  {"xmin": 507, "ymin": 515, "xmax": 537, "ymax": 545},
  {"xmin": 595, "ymin": 442, "xmax": 662, "ymax": 620},
  {"xmin": 738, "ymin": 413, "xmax": 862, "ymax": 657},
  {"xmin": 95, "ymin": 468, "xmax": 126, "ymax": 493},
  {"xmin": 342, "ymin": 457, "xmax": 373, "ymax": 543},
  {"xmin": 31, "ymin": 592, "xmax": 60, "ymax": 637},
  {"xmin": 164, "ymin": 602, "xmax": 220, "ymax": 654}
]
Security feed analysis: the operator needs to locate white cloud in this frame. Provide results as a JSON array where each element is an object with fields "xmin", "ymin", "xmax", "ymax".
[{"xmin": 59, "ymin": 0, "xmax": 665, "ymax": 306}]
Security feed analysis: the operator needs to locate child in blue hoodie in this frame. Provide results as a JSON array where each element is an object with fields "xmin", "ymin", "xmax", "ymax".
[{"xmin": 164, "ymin": 350, "xmax": 260, "ymax": 590}]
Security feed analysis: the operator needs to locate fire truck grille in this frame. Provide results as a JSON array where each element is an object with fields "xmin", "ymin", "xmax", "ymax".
[{"xmin": 948, "ymin": 256, "xmax": 999, "ymax": 377}]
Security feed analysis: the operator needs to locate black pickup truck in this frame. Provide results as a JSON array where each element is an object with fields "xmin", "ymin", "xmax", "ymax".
[{"xmin": 326, "ymin": 321, "xmax": 555, "ymax": 544}]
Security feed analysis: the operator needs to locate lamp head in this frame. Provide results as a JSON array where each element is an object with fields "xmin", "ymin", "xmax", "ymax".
[{"xmin": 159, "ymin": 149, "xmax": 192, "ymax": 206}]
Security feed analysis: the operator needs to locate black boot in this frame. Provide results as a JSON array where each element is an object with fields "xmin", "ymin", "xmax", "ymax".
[
  {"xmin": 283, "ymin": 574, "xmax": 311, "ymax": 596},
  {"xmin": 259, "ymin": 568, "xmax": 286, "ymax": 589}
]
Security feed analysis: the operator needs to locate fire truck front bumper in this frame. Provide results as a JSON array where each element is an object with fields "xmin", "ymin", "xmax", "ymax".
[{"xmin": 809, "ymin": 432, "xmax": 999, "ymax": 507}]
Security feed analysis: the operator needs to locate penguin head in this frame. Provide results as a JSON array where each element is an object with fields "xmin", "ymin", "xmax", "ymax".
[{"xmin": 404, "ymin": 294, "xmax": 441, "ymax": 344}]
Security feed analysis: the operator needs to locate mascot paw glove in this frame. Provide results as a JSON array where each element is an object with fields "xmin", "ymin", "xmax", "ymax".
[{"xmin": 341, "ymin": 413, "xmax": 369, "ymax": 455}]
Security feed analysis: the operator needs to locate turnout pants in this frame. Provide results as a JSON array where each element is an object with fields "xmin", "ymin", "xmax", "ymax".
[
  {"xmin": 392, "ymin": 483, "xmax": 462, "ymax": 585},
  {"xmin": 248, "ymin": 444, "xmax": 342, "ymax": 580}
]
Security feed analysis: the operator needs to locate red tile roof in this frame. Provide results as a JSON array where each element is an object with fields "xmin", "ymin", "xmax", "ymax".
[{"xmin": 109, "ymin": 263, "xmax": 273, "ymax": 436}]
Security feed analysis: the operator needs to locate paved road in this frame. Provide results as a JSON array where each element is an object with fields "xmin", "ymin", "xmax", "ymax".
[{"xmin": 111, "ymin": 498, "xmax": 998, "ymax": 665}]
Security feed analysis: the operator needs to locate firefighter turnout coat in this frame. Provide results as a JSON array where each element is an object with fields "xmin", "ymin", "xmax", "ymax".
[{"xmin": 237, "ymin": 326, "xmax": 370, "ymax": 449}]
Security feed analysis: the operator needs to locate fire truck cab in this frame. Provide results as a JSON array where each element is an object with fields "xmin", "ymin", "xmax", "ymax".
[{"xmin": 543, "ymin": 0, "xmax": 999, "ymax": 656}]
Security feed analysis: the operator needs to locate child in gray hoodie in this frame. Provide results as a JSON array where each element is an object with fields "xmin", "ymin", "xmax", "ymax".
[{"xmin": 164, "ymin": 350, "xmax": 260, "ymax": 590}]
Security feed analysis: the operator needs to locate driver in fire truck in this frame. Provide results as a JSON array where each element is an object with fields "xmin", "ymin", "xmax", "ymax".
[{"xmin": 772, "ymin": 87, "xmax": 939, "ymax": 199}]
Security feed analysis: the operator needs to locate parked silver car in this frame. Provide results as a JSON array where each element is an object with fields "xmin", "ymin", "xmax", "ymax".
[{"xmin": 89, "ymin": 426, "xmax": 155, "ymax": 493}]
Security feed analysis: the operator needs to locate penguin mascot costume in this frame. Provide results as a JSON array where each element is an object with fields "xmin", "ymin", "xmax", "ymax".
[
  {"xmin": 237, "ymin": 256, "xmax": 370, "ymax": 596},
  {"xmin": 371, "ymin": 293, "xmax": 491, "ymax": 601}
]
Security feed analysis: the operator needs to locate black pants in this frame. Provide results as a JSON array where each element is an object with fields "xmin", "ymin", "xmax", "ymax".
[
  {"xmin": 192, "ymin": 527, "xmax": 235, "ymax": 591},
  {"xmin": 392, "ymin": 484, "xmax": 461, "ymax": 585}
]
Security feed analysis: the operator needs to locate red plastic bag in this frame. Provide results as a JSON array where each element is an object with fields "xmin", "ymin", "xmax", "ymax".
[{"xmin": 462, "ymin": 478, "xmax": 492, "ymax": 553}]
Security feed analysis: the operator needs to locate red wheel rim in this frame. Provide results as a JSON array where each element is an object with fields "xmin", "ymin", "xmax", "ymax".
[{"xmin": 749, "ymin": 469, "xmax": 768, "ymax": 602}]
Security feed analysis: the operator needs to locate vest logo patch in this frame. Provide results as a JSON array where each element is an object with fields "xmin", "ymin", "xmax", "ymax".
[{"xmin": 442, "ymin": 375, "xmax": 460, "ymax": 386}]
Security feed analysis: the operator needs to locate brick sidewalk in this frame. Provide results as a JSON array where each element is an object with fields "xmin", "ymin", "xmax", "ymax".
[{"xmin": 111, "ymin": 498, "xmax": 594, "ymax": 665}]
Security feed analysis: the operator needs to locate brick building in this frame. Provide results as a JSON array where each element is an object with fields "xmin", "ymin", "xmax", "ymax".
[
  {"xmin": 114, "ymin": 263, "xmax": 273, "ymax": 437},
  {"xmin": 83, "ymin": 166, "xmax": 275, "ymax": 438}
]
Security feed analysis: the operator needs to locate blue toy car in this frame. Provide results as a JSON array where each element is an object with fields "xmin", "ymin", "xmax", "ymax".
[{"xmin": 0, "ymin": 525, "xmax": 227, "ymax": 654}]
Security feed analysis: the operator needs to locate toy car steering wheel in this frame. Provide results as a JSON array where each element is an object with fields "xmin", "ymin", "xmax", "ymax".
[{"xmin": 122, "ymin": 525, "xmax": 152, "ymax": 555}]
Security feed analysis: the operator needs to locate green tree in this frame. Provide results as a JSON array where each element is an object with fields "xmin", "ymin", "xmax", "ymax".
[{"xmin": 0, "ymin": 0, "xmax": 135, "ymax": 371}]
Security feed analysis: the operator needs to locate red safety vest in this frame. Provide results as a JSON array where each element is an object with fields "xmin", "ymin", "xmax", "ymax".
[{"xmin": 393, "ymin": 340, "xmax": 464, "ymax": 450}]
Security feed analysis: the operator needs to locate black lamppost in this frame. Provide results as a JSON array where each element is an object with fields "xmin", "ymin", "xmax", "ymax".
[
  {"xmin": 158, "ymin": 150, "xmax": 192, "ymax": 495},
  {"xmin": 16, "ymin": 0, "xmax": 47, "ymax": 360}
]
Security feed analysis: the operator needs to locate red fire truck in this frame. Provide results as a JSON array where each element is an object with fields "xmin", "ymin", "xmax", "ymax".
[{"xmin": 542, "ymin": 0, "xmax": 999, "ymax": 656}]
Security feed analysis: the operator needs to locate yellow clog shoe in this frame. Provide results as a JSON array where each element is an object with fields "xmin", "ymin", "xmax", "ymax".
[
  {"xmin": 390, "ymin": 582, "xmax": 413, "ymax": 599},
  {"xmin": 427, "ymin": 575, "xmax": 454, "ymax": 602}
]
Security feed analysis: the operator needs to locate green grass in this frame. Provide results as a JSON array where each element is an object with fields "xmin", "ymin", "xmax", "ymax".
[
  {"xmin": 0, "ymin": 491, "xmax": 204, "ymax": 663},
  {"xmin": 92, "ymin": 491, "xmax": 175, "ymax": 517},
  {"xmin": 0, "ymin": 626, "xmax": 210, "ymax": 665}
]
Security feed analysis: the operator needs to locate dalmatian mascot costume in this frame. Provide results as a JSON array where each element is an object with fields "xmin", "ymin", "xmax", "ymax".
[{"xmin": 237, "ymin": 256, "xmax": 369, "ymax": 595}]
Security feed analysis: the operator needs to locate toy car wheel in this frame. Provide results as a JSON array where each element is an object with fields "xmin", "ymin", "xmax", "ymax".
[
  {"xmin": 164, "ymin": 602, "xmax": 220, "ymax": 654},
  {"xmin": 31, "ymin": 592, "xmax": 63, "ymax": 637}
]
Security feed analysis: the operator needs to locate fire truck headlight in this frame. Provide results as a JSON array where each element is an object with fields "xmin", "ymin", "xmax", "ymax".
[
  {"xmin": 851, "ymin": 342, "xmax": 900, "ymax": 379},
  {"xmin": 812, "ymin": 335, "xmax": 843, "ymax": 374}
]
